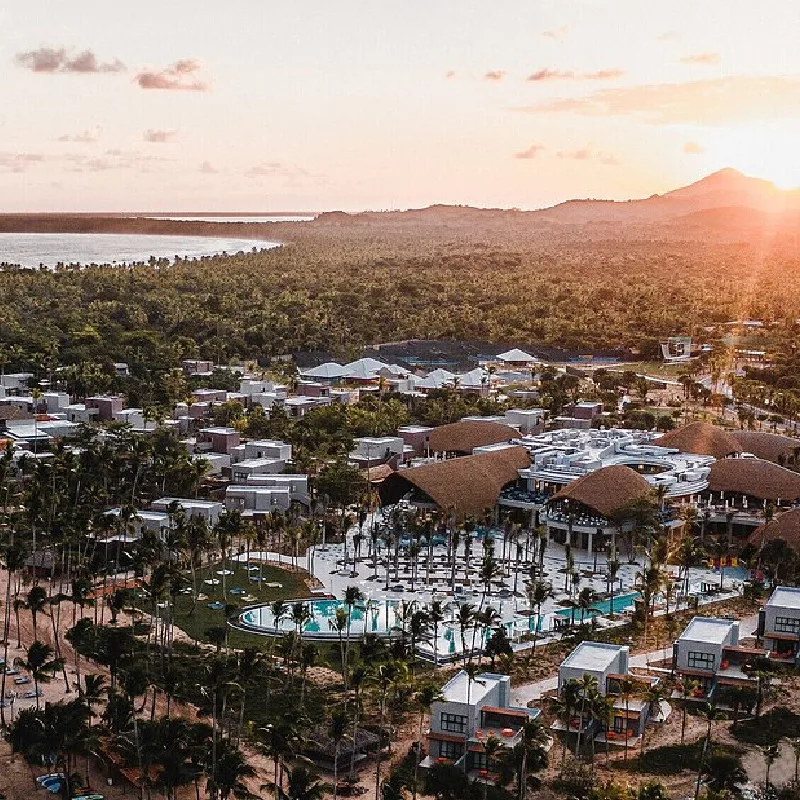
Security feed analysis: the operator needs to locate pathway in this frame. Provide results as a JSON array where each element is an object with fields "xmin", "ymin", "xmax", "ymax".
[{"xmin": 509, "ymin": 612, "xmax": 759, "ymax": 708}]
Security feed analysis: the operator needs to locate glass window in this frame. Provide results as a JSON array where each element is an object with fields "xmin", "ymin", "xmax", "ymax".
[
  {"xmin": 439, "ymin": 740, "xmax": 464, "ymax": 760},
  {"xmin": 774, "ymin": 616, "xmax": 800, "ymax": 634},
  {"xmin": 687, "ymin": 651, "xmax": 715, "ymax": 670},
  {"xmin": 440, "ymin": 712, "xmax": 468, "ymax": 733}
]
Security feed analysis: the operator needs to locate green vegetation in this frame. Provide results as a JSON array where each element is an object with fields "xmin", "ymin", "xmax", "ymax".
[{"xmin": 167, "ymin": 560, "xmax": 311, "ymax": 647}]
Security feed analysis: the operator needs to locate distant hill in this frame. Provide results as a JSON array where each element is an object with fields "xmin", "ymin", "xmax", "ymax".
[{"xmin": 537, "ymin": 169, "xmax": 800, "ymax": 224}]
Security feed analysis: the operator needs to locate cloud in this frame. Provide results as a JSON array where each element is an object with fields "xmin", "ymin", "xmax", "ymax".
[
  {"xmin": 542, "ymin": 26, "xmax": 568, "ymax": 41},
  {"xmin": 513, "ymin": 76, "xmax": 800, "ymax": 125},
  {"xmin": 57, "ymin": 126, "xmax": 102, "ymax": 143},
  {"xmin": 680, "ymin": 52, "xmax": 721, "ymax": 66},
  {"xmin": 0, "ymin": 153, "xmax": 46, "ymax": 173},
  {"xmin": 683, "ymin": 140, "xmax": 705, "ymax": 154},
  {"xmin": 64, "ymin": 150, "xmax": 171, "ymax": 173},
  {"xmin": 143, "ymin": 129, "xmax": 179, "ymax": 143},
  {"xmin": 527, "ymin": 68, "xmax": 624, "ymax": 82},
  {"xmin": 199, "ymin": 161, "xmax": 218, "ymax": 174},
  {"xmin": 445, "ymin": 70, "xmax": 456, "ymax": 79},
  {"xmin": 515, "ymin": 144, "xmax": 545, "ymax": 160},
  {"xmin": 657, "ymin": 31, "xmax": 680, "ymax": 41},
  {"xmin": 15, "ymin": 47, "xmax": 125, "ymax": 74},
  {"xmin": 484, "ymin": 70, "xmax": 506, "ymax": 82},
  {"xmin": 135, "ymin": 59, "xmax": 209, "ymax": 91},
  {"xmin": 557, "ymin": 148, "xmax": 620, "ymax": 165}
]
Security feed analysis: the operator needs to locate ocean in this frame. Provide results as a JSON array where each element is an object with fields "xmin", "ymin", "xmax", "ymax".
[{"xmin": 0, "ymin": 232, "xmax": 280, "ymax": 269}]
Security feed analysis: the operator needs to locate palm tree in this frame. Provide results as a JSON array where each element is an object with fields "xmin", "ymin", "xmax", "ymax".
[
  {"xmin": 413, "ymin": 684, "xmax": 444, "ymax": 800},
  {"xmin": 212, "ymin": 740, "xmax": 256, "ymax": 800},
  {"xmin": 641, "ymin": 684, "xmax": 666, "ymax": 752},
  {"xmin": 16, "ymin": 641, "xmax": 63, "ymax": 710},
  {"xmin": 577, "ymin": 587, "xmax": 596, "ymax": 625},
  {"xmin": 456, "ymin": 603, "xmax": 476, "ymax": 665},
  {"xmin": 525, "ymin": 580, "xmax": 551, "ymax": 664},
  {"xmin": 348, "ymin": 665, "xmax": 367, "ymax": 781},
  {"xmin": 282, "ymin": 764, "xmax": 325, "ymax": 800},
  {"xmin": 25, "ymin": 584, "xmax": 48, "ymax": 640},
  {"xmin": 761, "ymin": 744, "xmax": 780, "ymax": 790},
  {"xmin": 343, "ymin": 585, "xmax": 364, "ymax": 683},
  {"xmin": 329, "ymin": 708, "xmax": 349, "ymax": 800},
  {"xmin": 694, "ymin": 703, "xmax": 722, "ymax": 800},
  {"xmin": 463, "ymin": 664, "xmax": 485, "ymax": 773},
  {"xmin": 482, "ymin": 735, "xmax": 503, "ymax": 799},
  {"xmin": 616, "ymin": 677, "xmax": 636, "ymax": 763},
  {"xmin": 574, "ymin": 674, "xmax": 598, "ymax": 758},
  {"xmin": 429, "ymin": 601, "xmax": 444, "ymax": 666},
  {"xmin": 331, "ymin": 607, "xmax": 348, "ymax": 679}
]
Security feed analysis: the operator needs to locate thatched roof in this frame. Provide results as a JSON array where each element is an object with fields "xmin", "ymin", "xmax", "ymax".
[
  {"xmin": 748, "ymin": 508, "xmax": 800, "ymax": 551},
  {"xmin": 0, "ymin": 406, "xmax": 33, "ymax": 422},
  {"xmin": 729, "ymin": 431, "xmax": 800, "ymax": 465},
  {"xmin": 657, "ymin": 422, "xmax": 742, "ymax": 459},
  {"xmin": 708, "ymin": 458, "xmax": 800, "ymax": 502},
  {"xmin": 550, "ymin": 465, "xmax": 652, "ymax": 518},
  {"xmin": 378, "ymin": 446, "xmax": 530, "ymax": 516},
  {"xmin": 427, "ymin": 420, "xmax": 520, "ymax": 454}
]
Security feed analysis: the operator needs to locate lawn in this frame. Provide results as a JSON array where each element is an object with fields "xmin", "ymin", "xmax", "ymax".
[{"xmin": 169, "ymin": 559, "xmax": 312, "ymax": 648}]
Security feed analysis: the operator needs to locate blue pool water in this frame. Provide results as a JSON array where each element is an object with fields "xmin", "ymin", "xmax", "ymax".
[
  {"xmin": 554, "ymin": 592, "xmax": 641, "ymax": 618},
  {"xmin": 239, "ymin": 597, "xmax": 405, "ymax": 638}
]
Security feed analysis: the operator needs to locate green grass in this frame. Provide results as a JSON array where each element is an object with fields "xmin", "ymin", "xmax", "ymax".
[{"xmin": 169, "ymin": 560, "xmax": 311, "ymax": 649}]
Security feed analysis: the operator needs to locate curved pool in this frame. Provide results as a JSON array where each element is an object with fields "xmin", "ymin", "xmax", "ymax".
[{"xmin": 236, "ymin": 598, "xmax": 406, "ymax": 639}]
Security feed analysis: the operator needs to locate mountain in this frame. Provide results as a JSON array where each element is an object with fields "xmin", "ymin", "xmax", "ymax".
[{"xmin": 537, "ymin": 169, "xmax": 800, "ymax": 225}]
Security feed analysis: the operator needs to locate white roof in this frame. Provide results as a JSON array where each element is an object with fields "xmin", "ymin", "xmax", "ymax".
[
  {"xmin": 496, "ymin": 348, "xmax": 537, "ymax": 363},
  {"xmin": 680, "ymin": 617, "xmax": 735, "ymax": 644},
  {"xmin": 440, "ymin": 670, "xmax": 501, "ymax": 705},
  {"xmin": 301, "ymin": 362, "xmax": 351, "ymax": 379},
  {"xmin": 561, "ymin": 642, "xmax": 626, "ymax": 673},
  {"xmin": 341, "ymin": 357, "xmax": 387, "ymax": 377},
  {"xmin": 234, "ymin": 458, "xmax": 283, "ymax": 468},
  {"xmin": 458, "ymin": 368, "xmax": 488, "ymax": 387},
  {"xmin": 767, "ymin": 586, "xmax": 800, "ymax": 610}
]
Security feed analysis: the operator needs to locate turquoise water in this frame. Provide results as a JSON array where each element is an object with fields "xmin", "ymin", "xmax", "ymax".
[
  {"xmin": 239, "ymin": 597, "xmax": 405, "ymax": 638},
  {"xmin": 554, "ymin": 592, "xmax": 640, "ymax": 618}
]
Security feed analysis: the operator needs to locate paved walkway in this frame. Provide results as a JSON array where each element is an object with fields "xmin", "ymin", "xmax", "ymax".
[{"xmin": 509, "ymin": 612, "xmax": 759, "ymax": 708}]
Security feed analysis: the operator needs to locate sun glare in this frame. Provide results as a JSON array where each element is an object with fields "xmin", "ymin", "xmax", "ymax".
[{"xmin": 699, "ymin": 125, "xmax": 800, "ymax": 190}]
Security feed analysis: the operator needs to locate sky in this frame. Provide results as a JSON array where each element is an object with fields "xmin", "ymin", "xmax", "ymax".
[{"xmin": 2, "ymin": 0, "xmax": 800, "ymax": 212}]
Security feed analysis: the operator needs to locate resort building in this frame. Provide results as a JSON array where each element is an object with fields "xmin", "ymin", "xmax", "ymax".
[
  {"xmin": 349, "ymin": 436, "xmax": 406, "ymax": 468},
  {"xmin": 554, "ymin": 642, "xmax": 658, "ymax": 746},
  {"xmin": 656, "ymin": 422, "xmax": 742, "ymax": 460},
  {"xmin": 672, "ymin": 616, "xmax": 763, "ymax": 702},
  {"xmin": 507, "ymin": 427, "xmax": 712, "ymax": 507},
  {"xmin": 757, "ymin": 586, "xmax": 800, "ymax": 664},
  {"xmin": 729, "ymin": 431, "xmax": 800, "ymax": 467},
  {"xmin": 378, "ymin": 446, "xmax": 531, "ymax": 517},
  {"xmin": 749, "ymin": 508, "xmax": 800, "ymax": 558},
  {"xmin": 424, "ymin": 671, "xmax": 540, "ymax": 781},
  {"xmin": 427, "ymin": 419, "xmax": 521, "ymax": 457}
]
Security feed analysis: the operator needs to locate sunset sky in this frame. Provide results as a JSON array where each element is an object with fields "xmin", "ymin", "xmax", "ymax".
[{"xmin": 2, "ymin": 0, "xmax": 800, "ymax": 211}]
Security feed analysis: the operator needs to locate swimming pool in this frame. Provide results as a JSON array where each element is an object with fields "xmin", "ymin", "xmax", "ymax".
[
  {"xmin": 236, "ymin": 598, "xmax": 406, "ymax": 639},
  {"xmin": 554, "ymin": 592, "xmax": 641, "ymax": 619}
]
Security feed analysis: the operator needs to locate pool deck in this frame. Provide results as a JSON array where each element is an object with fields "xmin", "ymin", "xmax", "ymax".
[{"xmin": 233, "ymin": 516, "xmax": 744, "ymax": 656}]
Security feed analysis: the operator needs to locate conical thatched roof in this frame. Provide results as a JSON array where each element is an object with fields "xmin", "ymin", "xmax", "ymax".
[
  {"xmin": 378, "ymin": 446, "xmax": 530, "ymax": 516},
  {"xmin": 729, "ymin": 431, "xmax": 800, "ymax": 465},
  {"xmin": 708, "ymin": 458, "xmax": 800, "ymax": 501},
  {"xmin": 657, "ymin": 422, "xmax": 742, "ymax": 459},
  {"xmin": 428, "ymin": 420, "xmax": 520, "ymax": 454},
  {"xmin": 550, "ymin": 465, "xmax": 652, "ymax": 518},
  {"xmin": 748, "ymin": 508, "xmax": 800, "ymax": 551}
]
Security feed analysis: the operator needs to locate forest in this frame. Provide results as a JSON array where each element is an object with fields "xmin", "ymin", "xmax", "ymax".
[{"xmin": 1, "ymin": 215, "xmax": 800, "ymax": 382}]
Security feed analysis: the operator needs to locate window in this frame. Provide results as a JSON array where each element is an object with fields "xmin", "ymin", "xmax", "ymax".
[
  {"xmin": 774, "ymin": 616, "xmax": 800, "ymax": 634},
  {"xmin": 687, "ymin": 651, "xmax": 715, "ymax": 671},
  {"xmin": 439, "ymin": 740, "xmax": 464, "ymax": 760},
  {"xmin": 440, "ymin": 712, "xmax": 468, "ymax": 733}
]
